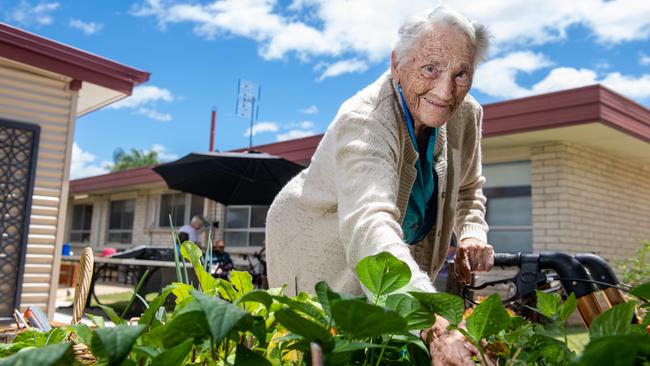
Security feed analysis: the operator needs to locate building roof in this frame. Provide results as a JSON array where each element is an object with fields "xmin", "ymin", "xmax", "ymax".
[
  {"xmin": 70, "ymin": 84, "xmax": 650, "ymax": 195},
  {"xmin": 0, "ymin": 22, "xmax": 150, "ymax": 116}
]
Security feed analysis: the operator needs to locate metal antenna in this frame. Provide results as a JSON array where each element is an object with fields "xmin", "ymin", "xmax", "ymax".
[{"xmin": 236, "ymin": 79, "xmax": 261, "ymax": 150}]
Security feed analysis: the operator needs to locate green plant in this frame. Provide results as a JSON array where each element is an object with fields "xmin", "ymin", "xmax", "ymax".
[
  {"xmin": 1, "ymin": 244, "xmax": 649, "ymax": 366},
  {"xmin": 617, "ymin": 240, "xmax": 650, "ymax": 286}
]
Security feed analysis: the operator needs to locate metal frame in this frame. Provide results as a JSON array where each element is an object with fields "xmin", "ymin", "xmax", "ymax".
[
  {"xmin": 223, "ymin": 205, "xmax": 268, "ymax": 247},
  {"xmin": 106, "ymin": 198, "xmax": 136, "ymax": 245},
  {"xmin": 0, "ymin": 118, "xmax": 40, "ymax": 318},
  {"xmin": 156, "ymin": 192, "xmax": 204, "ymax": 228},
  {"xmin": 69, "ymin": 203, "xmax": 93, "ymax": 243}
]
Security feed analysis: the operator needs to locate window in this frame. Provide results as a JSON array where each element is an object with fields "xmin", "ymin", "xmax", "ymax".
[
  {"xmin": 158, "ymin": 193, "xmax": 205, "ymax": 227},
  {"xmin": 483, "ymin": 161, "xmax": 532, "ymax": 253},
  {"xmin": 107, "ymin": 199, "xmax": 135, "ymax": 244},
  {"xmin": 70, "ymin": 204, "xmax": 92, "ymax": 243},
  {"xmin": 223, "ymin": 205, "xmax": 268, "ymax": 247}
]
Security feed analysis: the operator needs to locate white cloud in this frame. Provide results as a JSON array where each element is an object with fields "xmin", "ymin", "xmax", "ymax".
[
  {"xmin": 300, "ymin": 105, "xmax": 318, "ymax": 114},
  {"xmin": 640, "ymin": 53, "xmax": 650, "ymax": 66},
  {"xmin": 70, "ymin": 143, "xmax": 110, "ymax": 179},
  {"xmin": 244, "ymin": 121, "xmax": 279, "ymax": 136},
  {"xmin": 149, "ymin": 144, "xmax": 178, "ymax": 161},
  {"xmin": 531, "ymin": 67, "xmax": 598, "ymax": 94},
  {"xmin": 135, "ymin": 107, "xmax": 172, "ymax": 122},
  {"xmin": 276, "ymin": 129, "xmax": 317, "ymax": 141},
  {"xmin": 110, "ymin": 85, "xmax": 174, "ymax": 109},
  {"xmin": 131, "ymin": 0, "xmax": 650, "ymax": 72},
  {"xmin": 473, "ymin": 51, "xmax": 552, "ymax": 98},
  {"xmin": 8, "ymin": 1, "xmax": 59, "ymax": 27},
  {"xmin": 69, "ymin": 19, "xmax": 103, "ymax": 35},
  {"xmin": 474, "ymin": 52, "xmax": 650, "ymax": 100},
  {"xmin": 600, "ymin": 72, "xmax": 650, "ymax": 99},
  {"xmin": 108, "ymin": 85, "xmax": 175, "ymax": 121},
  {"xmin": 316, "ymin": 59, "xmax": 368, "ymax": 81}
]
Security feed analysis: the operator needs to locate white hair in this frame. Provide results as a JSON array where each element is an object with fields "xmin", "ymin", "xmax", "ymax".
[
  {"xmin": 191, "ymin": 215, "xmax": 204, "ymax": 226},
  {"xmin": 394, "ymin": 5, "xmax": 490, "ymax": 66}
]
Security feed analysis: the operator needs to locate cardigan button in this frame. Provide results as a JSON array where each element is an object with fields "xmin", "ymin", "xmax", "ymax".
[
  {"xmin": 441, "ymin": 191, "xmax": 446, "ymax": 199},
  {"xmin": 412, "ymin": 223, "xmax": 420, "ymax": 230},
  {"xmin": 436, "ymin": 230, "xmax": 442, "ymax": 237}
]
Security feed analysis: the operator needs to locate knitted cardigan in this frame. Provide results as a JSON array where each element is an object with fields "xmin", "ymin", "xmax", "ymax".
[{"xmin": 266, "ymin": 71, "xmax": 488, "ymax": 296}]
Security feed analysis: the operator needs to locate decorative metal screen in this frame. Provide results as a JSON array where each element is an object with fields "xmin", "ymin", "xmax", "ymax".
[{"xmin": 0, "ymin": 119, "xmax": 40, "ymax": 320}]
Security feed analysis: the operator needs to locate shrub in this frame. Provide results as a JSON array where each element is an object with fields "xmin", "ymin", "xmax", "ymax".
[{"xmin": 1, "ymin": 243, "xmax": 649, "ymax": 365}]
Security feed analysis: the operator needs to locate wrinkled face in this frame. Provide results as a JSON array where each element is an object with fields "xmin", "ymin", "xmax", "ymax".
[
  {"xmin": 391, "ymin": 24, "xmax": 476, "ymax": 128},
  {"xmin": 215, "ymin": 240, "xmax": 225, "ymax": 252}
]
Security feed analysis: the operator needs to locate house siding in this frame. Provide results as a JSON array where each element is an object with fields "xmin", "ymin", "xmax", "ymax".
[{"xmin": 0, "ymin": 59, "xmax": 76, "ymax": 318}]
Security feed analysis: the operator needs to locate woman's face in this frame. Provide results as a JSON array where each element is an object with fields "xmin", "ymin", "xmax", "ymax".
[{"xmin": 391, "ymin": 24, "xmax": 476, "ymax": 128}]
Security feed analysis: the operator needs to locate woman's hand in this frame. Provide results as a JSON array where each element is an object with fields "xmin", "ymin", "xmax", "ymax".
[
  {"xmin": 421, "ymin": 315, "xmax": 483, "ymax": 366},
  {"xmin": 454, "ymin": 238, "xmax": 494, "ymax": 284}
]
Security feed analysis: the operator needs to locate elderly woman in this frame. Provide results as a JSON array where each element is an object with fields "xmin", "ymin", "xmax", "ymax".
[{"xmin": 267, "ymin": 6, "xmax": 493, "ymax": 364}]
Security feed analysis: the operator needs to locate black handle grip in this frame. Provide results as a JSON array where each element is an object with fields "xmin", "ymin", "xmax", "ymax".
[{"xmin": 493, "ymin": 253, "xmax": 520, "ymax": 267}]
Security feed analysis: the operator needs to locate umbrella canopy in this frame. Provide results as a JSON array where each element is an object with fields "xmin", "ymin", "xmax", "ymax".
[{"xmin": 152, "ymin": 151, "xmax": 304, "ymax": 205}]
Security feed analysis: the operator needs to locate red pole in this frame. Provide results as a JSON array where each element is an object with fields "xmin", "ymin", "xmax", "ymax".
[{"xmin": 209, "ymin": 109, "xmax": 217, "ymax": 152}]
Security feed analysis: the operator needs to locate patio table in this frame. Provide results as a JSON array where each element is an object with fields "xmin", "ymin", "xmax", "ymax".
[{"xmin": 60, "ymin": 255, "xmax": 193, "ymax": 313}]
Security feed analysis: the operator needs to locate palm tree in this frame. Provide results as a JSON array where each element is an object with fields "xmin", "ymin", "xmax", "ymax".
[{"xmin": 110, "ymin": 147, "xmax": 160, "ymax": 172}]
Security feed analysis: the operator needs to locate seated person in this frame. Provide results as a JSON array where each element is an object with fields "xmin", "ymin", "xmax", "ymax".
[{"xmin": 212, "ymin": 239, "xmax": 234, "ymax": 279}]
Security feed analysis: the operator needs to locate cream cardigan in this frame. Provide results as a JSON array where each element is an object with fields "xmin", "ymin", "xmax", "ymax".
[{"xmin": 266, "ymin": 71, "xmax": 488, "ymax": 296}]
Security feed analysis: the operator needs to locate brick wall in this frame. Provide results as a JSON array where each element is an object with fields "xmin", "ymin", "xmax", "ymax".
[{"xmin": 532, "ymin": 141, "xmax": 650, "ymax": 262}]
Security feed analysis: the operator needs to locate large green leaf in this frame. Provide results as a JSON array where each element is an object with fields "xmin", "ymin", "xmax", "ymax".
[
  {"xmin": 216, "ymin": 278, "xmax": 239, "ymax": 301},
  {"xmin": 91, "ymin": 324, "xmax": 146, "ymax": 366},
  {"xmin": 315, "ymin": 281, "xmax": 342, "ymax": 322},
  {"xmin": 181, "ymin": 242, "xmax": 220, "ymax": 294},
  {"xmin": 99, "ymin": 304, "xmax": 126, "ymax": 325},
  {"xmin": 235, "ymin": 290, "xmax": 273, "ymax": 310},
  {"xmin": 150, "ymin": 338, "xmax": 193, "ymax": 366},
  {"xmin": 409, "ymin": 291, "xmax": 465, "ymax": 326},
  {"xmin": 230, "ymin": 270, "xmax": 255, "ymax": 297},
  {"xmin": 578, "ymin": 335, "xmax": 650, "ymax": 366},
  {"xmin": 332, "ymin": 299, "xmax": 406, "ymax": 339},
  {"xmin": 535, "ymin": 290, "xmax": 561, "ymax": 319},
  {"xmin": 590, "ymin": 302, "xmax": 637, "ymax": 339},
  {"xmin": 272, "ymin": 295, "xmax": 328, "ymax": 325},
  {"xmin": 139, "ymin": 285, "xmax": 174, "ymax": 327},
  {"xmin": 332, "ymin": 340, "xmax": 386, "ymax": 353},
  {"xmin": 274, "ymin": 308, "xmax": 333, "ymax": 347},
  {"xmin": 385, "ymin": 293, "xmax": 436, "ymax": 330},
  {"xmin": 465, "ymin": 294, "xmax": 511, "ymax": 341},
  {"xmin": 162, "ymin": 301, "xmax": 210, "ymax": 348},
  {"xmin": 192, "ymin": 290, "xmax": 251, "ymax": 344},
  {"xmin": 170, "ymin": 282, "xmax": 194, "ymax": 305},
  {"xmin": 558, "ymin": 292, "xmax": 577, "ymax": 322},
  {"xmin": 13, "ymin": 328, "xmax": 67, "ymax": 348},
  {"xmin": 630, "ymin": 282, "xmax": 650, "ymax": 300},
  {"xmin": 234, "ymin": 344, "xmax": 272, "ymax": 366},
  {"xmin": 356, "ymin": 252, "xmax": 411, "ymax": 298},
  {"xmin": 0, "ymin": 343, "xmax": 75, "ymax": 366}
]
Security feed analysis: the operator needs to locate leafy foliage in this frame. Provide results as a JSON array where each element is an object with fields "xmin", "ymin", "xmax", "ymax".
[
  {"xmin": 616, "ymin": 240, "xmax": 650, "ymax": 286},
  {"xmin": 1, "ymin": 245, "xmax": 649, "ymax": 366},
  {"xmin": 110, "ymin": 147, "xmax": 160, "ymax": 172}
]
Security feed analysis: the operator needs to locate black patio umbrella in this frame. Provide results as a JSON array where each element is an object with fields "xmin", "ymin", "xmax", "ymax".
[{"xmin": 152, "ymin": 151, "xmax": 304, "ymax": 205}]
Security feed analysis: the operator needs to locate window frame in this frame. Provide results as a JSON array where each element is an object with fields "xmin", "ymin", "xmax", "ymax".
[
  {"xmin": 69, "ymin": 204, "xmax": 93, "ymax": 244},
  {"xmin": 223, "ymin": 205, "xmax": 268, "ymax": 248},
  {"xmin": 484, "ymin": 185, "xmax": 533, "ymax": 253},
  {"xmin": 106, "ymin": 199, "xmax": 135, "ymax": 245},
  {"xmin": 157, "ymin": 192, "xmax": 205, "ymax": 228}
]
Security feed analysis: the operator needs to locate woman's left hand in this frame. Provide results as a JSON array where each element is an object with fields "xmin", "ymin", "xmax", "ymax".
[{"xmin": 454, "ymin": 238, "xmax": 494, "ymax": 284}]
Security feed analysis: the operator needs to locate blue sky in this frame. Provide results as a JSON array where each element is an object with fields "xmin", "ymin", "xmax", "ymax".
[{"xmin": 2, "ymin": 0, "xmax": 649, "ymax": 179}]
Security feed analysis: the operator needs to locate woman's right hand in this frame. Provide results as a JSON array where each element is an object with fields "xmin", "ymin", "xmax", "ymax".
[{"xmin": 421, "ymin": 315, "xmax": 488, "ymax": 366}]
